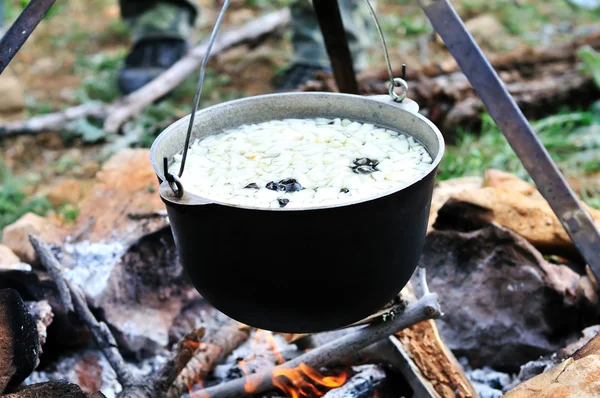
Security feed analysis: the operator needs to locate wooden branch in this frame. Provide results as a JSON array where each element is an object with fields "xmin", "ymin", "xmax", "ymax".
[
  {"xmin": 150, "ymin": 327, "xmax": 206, "ymax": 395},
  {"xmin": 0, "ymin": 103, "xmax": 107, "ymax": 137},
  {"xmin": 28, "ymin": 235, "xmax": 133, "ymax": 386},
  {"xmin": 195, "ymin": 293, "xmax": 441, "ymax": 398},
  {"xmin": 167, "ymin": 321, "xmax": 251, "ymax": 398},
  {"xmin": 28, "ymin": 237, "xmax": 73, "ymax": 313},
  {"xmin": 0, "ymin": 9, "xmax": 291, "ymax": 137},
  {"xmin": 28, "ymin": 234, "xmax": 204, "ymax": 398}
]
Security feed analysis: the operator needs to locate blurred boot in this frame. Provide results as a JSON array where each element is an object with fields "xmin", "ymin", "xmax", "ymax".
[
  {"xmin": 117, "ymin": 0, "xmax": 197, "ymax": 95},
  {"xmin": 276, "ymin": 0, "xmax": 374, "ymax": 91}
]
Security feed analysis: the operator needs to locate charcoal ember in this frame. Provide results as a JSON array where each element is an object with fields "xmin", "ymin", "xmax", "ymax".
[
  {"xmin": 421, "ymin": 223, "xmax": 594, "ymax": 371},
  {"xmin": 4, "ymin": 380, "xmax": 87, "ymax": 398},
  {"xmin": 0, "ymin": 289, "xmax": 39, "ymax": 394},
  {"xmin": 25, "ymin": 350, "xmax": 120, "ymax": 396},
  {"xmin": 0, "ymin": 269, "xmax": 90, "ymax": 355},
  {"xmin": 322, "ymin": 365, "xmax": 386, "ymax": 398}
]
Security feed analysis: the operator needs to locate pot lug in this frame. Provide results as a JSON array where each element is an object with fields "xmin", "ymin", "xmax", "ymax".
[
  {"xmin": 368, "ymin": 95, "xmax": 420, "ymax": 114},
  {"xmin": 159, "ymin": 181, "xmax": 213, "ymax": 205}
]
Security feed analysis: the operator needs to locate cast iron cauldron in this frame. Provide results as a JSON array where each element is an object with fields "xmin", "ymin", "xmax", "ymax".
[{"xmin": 150, "ymin": 92, "xmax": 444, "ymax": 333}]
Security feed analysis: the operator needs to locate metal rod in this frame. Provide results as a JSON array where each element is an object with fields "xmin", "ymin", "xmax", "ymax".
[
  {"xmin": 312, "ymin": 0, "xmax": 359, "ymax": 94},
  {"xmin": 0, "ymin": 0, "xmax": 57, "ymax": 74},
  {"xmin": 418, "ymin": 0, "xmax": 600, "ymax": 279}
]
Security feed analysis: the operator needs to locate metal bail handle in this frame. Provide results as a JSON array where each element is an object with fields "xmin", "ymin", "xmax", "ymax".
[
  {"xmin": 362, "ymin": 0, "xmax": 408, "ymax": 102},
  {"xmin": 168, "ymin": 0, "xmax": 232, "ymax": 197}
]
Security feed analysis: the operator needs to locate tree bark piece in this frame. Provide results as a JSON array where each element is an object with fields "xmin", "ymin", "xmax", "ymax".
[
  {"xmin": 4, "ymin": 380, "xmax": 87, "ymax": 398},
  {"xmin": 195, "ymin": 293, "xmax": 441, "ymax": 398},
  {"xmin": 168, "ymin": 321, "xmax": 251, "ymax": 398},
  {"xmin": 387, "ymin": 278, "xmax": 478, "ymax": 398}
]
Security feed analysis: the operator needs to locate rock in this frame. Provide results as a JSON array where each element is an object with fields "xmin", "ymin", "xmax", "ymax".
[
  {"xmin": 433, "ymin": 172, "xmax": 600, "ymax": 257},
  {"xmin": 69, "ymin": 148, "xmax": 167, "ymax": 243},
  {"xmin": 44, "ymin": 179, "xmax": 86, "ymax": 207},
  {"xmin": 504, "ymin": 333, "xmax": 600, "ymax": 397},
  {"xmin": 49, "ymin": 149, "xmax": 199, "ymax": 356},
  {"xmin": 0, "ymin": 68, "xmax": 25, "ymax": 114},
  {"xmin": 0, "ymin": 289, "xmax": 39, "ymax": 394},
  {"xmin": 421, "ymin": 223, "xmax": 595, "ymax": 370},
  {"xmin": 0, "ymin": 245, "xmax": 22, "ymax": 269},
  {"xmin": 4, "ymin": 380, "xmax": 87, "ymax": 398},
  {"xmin": 428, "ymin": 177, "xmax": 483, "ymax": 232},
  {"xmin": 2, "ymin": 213, "xmax": 66, "ymax": 264}
]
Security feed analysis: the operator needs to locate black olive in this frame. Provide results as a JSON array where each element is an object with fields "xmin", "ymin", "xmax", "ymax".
[
  {"xmin": 279, "ymin": 178, "xmax": 303, "ymax": 192},
  {"xmin": 245, "ymin": 183, "xmax": 259, "ymax": 189},
  {"xmin": 266, "ymin": 181, "xmax": 284, "ymax": 191},
  {"xmin": 279, "ymin": 178, "xmax": 297, "ymax": 185},
  {"xmin": 286, "ymin": 183, "xmax": 303, "ymax": 192},
  {"xmin": 340, "ymin": 188, "xmax": 350, "ymax": 194},
  {"xmin": 353, "ymin": 165, "xmax": 376, "ymax": 174},
  {"xmin": 278, "ymin": 198, "xmax": 290, "ymax": 207}
]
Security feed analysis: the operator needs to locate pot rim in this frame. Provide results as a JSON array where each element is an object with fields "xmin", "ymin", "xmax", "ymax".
[{"xmin": 150, "ymin": 92, "xmax": 445, "ymax": 211}]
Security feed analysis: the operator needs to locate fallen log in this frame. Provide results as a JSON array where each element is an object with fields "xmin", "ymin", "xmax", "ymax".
[
  {"xmin": 301, "ymin": 29, "xmax": 600, "ymax": 134},
  {"xmin": 0, "ymin": 9, "xmax": 291, "ymax": 137}
]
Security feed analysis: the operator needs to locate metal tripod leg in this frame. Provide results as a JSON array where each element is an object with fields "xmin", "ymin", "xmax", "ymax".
[{"xmin": 418, "ymin": 0, "xmax": 600, "ymax": 279}]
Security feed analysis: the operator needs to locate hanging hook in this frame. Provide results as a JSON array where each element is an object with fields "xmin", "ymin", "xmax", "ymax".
[{"xmin": 362, "ymin": 0, "xmax": 408, "ymax": 102}]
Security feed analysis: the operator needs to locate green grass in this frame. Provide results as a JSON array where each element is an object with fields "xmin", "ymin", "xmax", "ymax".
[
  {"xmin": 0, "ymin": 161, "xmax": 53, "ymax": 235},
  {"xmin": 438, "ymin": 109, "xmax": 600, "ymax": 209}
]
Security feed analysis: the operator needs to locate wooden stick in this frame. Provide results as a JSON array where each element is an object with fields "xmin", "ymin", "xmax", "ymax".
[
  {"xmin": 0, "ymin": 9, "xmax": 291, "ymax": 137},
  {"xmin": 168, "ymin": 321, "xmax": 251, "ymax": 398},
  {"xmin": 29, "ymin": 234, "xmax": 133, "ymax": 386},
  {"xmin": 195, "ymin": 293, "xmax": 441, "ymax": 398},
  {"xmin": 29, "ymin": 234, "xmax": 203, "ymax": 398}
]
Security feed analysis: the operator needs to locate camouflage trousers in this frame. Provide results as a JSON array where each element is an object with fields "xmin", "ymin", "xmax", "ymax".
[{"xmin": 120, "ymin": 0, "xmax": 374, "ymax": 71}]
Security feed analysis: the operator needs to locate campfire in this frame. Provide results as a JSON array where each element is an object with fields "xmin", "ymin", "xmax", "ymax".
[{"xmin": 1, "ymin": 150, "xmax": 598, "ymax": 398}]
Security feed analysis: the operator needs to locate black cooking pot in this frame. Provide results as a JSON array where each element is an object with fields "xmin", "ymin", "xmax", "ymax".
[{"xmin": 150, "ymin": 92, "xmax": 444, "ymax": 333}]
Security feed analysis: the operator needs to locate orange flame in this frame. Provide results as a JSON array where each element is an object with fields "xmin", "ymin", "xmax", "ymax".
[
  {"xmin": 272, "ymin": 363, "xmax": 348, "ymax": 398},
  {"xmin": 241, "ymin": 329, "xmax": 285, "ymax": 393}
]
